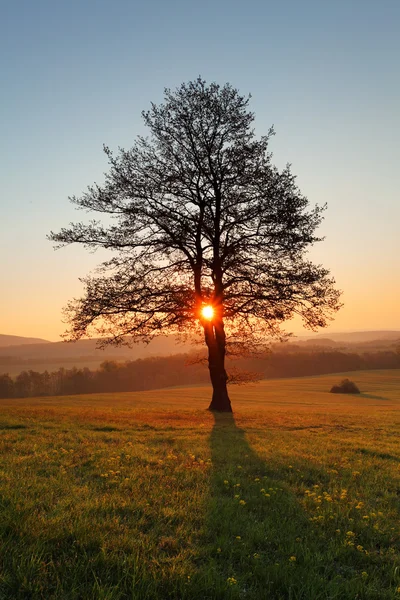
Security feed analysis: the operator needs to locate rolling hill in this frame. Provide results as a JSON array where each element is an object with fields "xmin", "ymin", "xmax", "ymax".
[{"xmin": 0, "ymin": 334, "xmax": 51, "ymax": 347}]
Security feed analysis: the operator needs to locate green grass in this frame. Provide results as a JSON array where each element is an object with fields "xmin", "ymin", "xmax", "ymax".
[{"xmin": 0, "ymin": 370, "xmax": 399, "ymax": 599}]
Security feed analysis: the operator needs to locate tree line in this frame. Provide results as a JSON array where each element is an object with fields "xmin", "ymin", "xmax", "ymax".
[{"xmin": 0, "ymin": 349, "xmax": 399, "ymax": 399}]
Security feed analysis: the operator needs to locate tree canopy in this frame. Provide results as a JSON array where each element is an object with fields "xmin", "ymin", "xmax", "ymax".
[{"xmin": 50, "ymin": 78, "xmax": 341, "ymax": 411}]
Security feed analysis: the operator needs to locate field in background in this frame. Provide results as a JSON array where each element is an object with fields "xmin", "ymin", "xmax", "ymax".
[{"xmin": 0, "ymin": 370, "xmax": 399, "ymax": 599}]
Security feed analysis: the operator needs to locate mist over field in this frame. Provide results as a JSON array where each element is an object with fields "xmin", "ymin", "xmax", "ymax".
[{"xmin": 1, "ymin": 330, "xmax": 399, "ymax": 399}]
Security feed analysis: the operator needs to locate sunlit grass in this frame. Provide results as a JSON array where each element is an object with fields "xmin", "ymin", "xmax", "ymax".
[{"xmin": 0, "ymin": 370, "xmax": 399, "ymax": 598}]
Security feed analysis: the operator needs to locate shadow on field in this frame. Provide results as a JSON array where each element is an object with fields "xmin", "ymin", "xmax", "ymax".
[
  {"xmin": 359, "ymin": 393, "xmax": 388, "ymax": 401},
  {"xmin": 198, "ymin": 412, "xmax": 318, "ymax": 598},
  {"xmin": 197, "ymin": 412, "xmax": 385, "ymax": 599}
]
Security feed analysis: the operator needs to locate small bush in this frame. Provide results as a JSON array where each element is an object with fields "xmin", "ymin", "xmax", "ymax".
[{"xmin": 330, "ymin": 378, "xmax": 360, "ymax": 394}]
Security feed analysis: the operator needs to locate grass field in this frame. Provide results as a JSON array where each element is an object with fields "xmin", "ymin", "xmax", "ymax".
[{"xmin": 0, "ymin": 370, "xmax": 399, "ymax": 599}]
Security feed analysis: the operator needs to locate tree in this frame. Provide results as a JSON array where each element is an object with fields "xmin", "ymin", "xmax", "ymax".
[{"xmin": 50, "ymin": 78, "xmax": 341, "ymax": 412}]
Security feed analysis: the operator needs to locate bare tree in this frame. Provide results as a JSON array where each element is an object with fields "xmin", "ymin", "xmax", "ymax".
[{"xmin": 50, "ymin": 78, "xmax": 341, "ymax": 412}]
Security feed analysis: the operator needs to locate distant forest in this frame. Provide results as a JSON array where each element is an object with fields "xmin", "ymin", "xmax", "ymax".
[{"xmin": 0, "ymin": 347, "xmax": 399, "ymax": 399}]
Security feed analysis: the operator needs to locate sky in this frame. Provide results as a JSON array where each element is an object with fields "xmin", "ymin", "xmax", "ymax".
[{"xmin": 1, "ymin": 0, "xmax": 399, "ymax": 341}]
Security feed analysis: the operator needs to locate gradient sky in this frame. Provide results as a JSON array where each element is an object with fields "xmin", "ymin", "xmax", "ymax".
[{"xmin": 1, "ymin": 0, "xmax": 399, "ymax": 341}]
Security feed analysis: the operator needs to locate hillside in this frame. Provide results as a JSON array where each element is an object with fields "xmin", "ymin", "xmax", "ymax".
[
  {"xmin": 0, "ymin": 330, "xmax": 399, "ymax": 376},
  {"xmin": 0, "ymin": 334, "xmax": 51, "ymax": 347},
  {"xmin": 310, "ymin": 330, "xmax": 400, "ymax": 343},
  {"xmin": 0, "ymin": 335, "xmax": 194, "ymax": 374}
]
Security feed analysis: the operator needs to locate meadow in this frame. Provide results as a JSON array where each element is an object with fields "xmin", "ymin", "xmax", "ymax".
[{"xmin": 0, "ymin": 370, "xmax": 399, "ymax": 599}]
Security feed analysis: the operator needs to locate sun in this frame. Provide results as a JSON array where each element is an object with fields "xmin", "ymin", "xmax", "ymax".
[{"xmin": 201, "ymin": 305, "xmax": 214, "ymax": 320}]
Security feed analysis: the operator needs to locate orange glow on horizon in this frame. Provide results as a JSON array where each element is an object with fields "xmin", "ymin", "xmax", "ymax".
[{"xmin": 201, "ymin": 305, "xmax": 214, "ymax": 320}]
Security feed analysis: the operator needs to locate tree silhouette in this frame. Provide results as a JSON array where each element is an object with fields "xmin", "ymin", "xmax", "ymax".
[{"xmin": 50, "ymin": 78, "xmax": 341, "ymax": 412}]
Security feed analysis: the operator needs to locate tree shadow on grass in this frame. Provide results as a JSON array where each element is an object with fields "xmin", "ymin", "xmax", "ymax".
[{"xmin": 193, "ymin": 412, "xmax": 370, "ymax": 600}]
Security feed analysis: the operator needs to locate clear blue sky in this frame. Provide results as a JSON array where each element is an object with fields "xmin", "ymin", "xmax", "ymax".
[{"xmin": 1, "ymin": 0, "xmax": 399, "ymax": 340}]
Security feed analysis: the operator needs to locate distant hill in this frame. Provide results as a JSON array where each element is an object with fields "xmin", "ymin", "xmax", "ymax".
[
  {"xmin": 0, "ymin": 334, "xmax": 51, "ymax": 347},
  {"xmin": 1, "ymin": 330, "xmax": 399, "ymax": 376},
  {"xmin": 0, "ymin": 335, "xmax": 195, "ymax": 374},
  {"xmin": 312, "ymin": 331, "xmax": 400, "ymax": 343}
]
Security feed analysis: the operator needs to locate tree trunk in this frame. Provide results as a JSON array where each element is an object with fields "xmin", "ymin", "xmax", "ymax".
[{"xmin": 203, "ymin": 320, "xmax": 232, "ymax": 412}]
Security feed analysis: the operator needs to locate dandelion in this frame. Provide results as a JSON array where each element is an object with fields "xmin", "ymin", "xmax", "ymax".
[
  {"xmin": 254, "ymin": 478, "xmax": 260, "ymax": 482},
  {"xmin": 363, "ymin": 515, "xmax": 369, "ymax": 520},
  {"xmin": 235, "ymin": 536, "xmax": 241, "ymax": 540},
  {"xmin": 237, "ymin": 465, "xmax": 242, "ymax": 469},
  {"xmin": 253, "ymin": 553, "xmax": 260, "ymax": 559},
  {"xmin": 227, "ymin": 577, "xmax": 237, "ymax": 586},
  {"xmin": 223, "ymin": 480, "xmax": 229, "ymax": 485},
  {"xmin": 356, "ymin": 545, "xmax": 364, "ymax": 552},
  {"xmin": 352, "ymin": 471, "xmax": 361, "ymax": 477},
  {"xmin": 346, "ymin": 531, "xmax": 355, "ymax": 537},
  {"xmin": 217, "ymin": 548, "xmax": 222, "ymax": 553},
  {"xmin": 264, "ymin": 493, "xmax": 271, "ymax": 498},
  {"xmin": 239, "ymin": 500, "xmax": 246, "ymax": 506},
  {"xmin": 355, "ymin": 502, "xmax": 364, "ymax": 510},
  {"xmin": 289, "ymin": 556, "xmax": 296, "ymax": 562},
  {"xmin": 361, "ymin": 571, "xmax": 368, "ymax": 579},
  {"xmin": 260, "ymin": 488, "xmax": 266, "ymax": 493},
  {"xmin": 335, "ymin": 529, "xmax": 341, "ymax": 534},
  {"xmin": 234, "ymin": 494, "xmax": 240, "ymax": 499}
]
